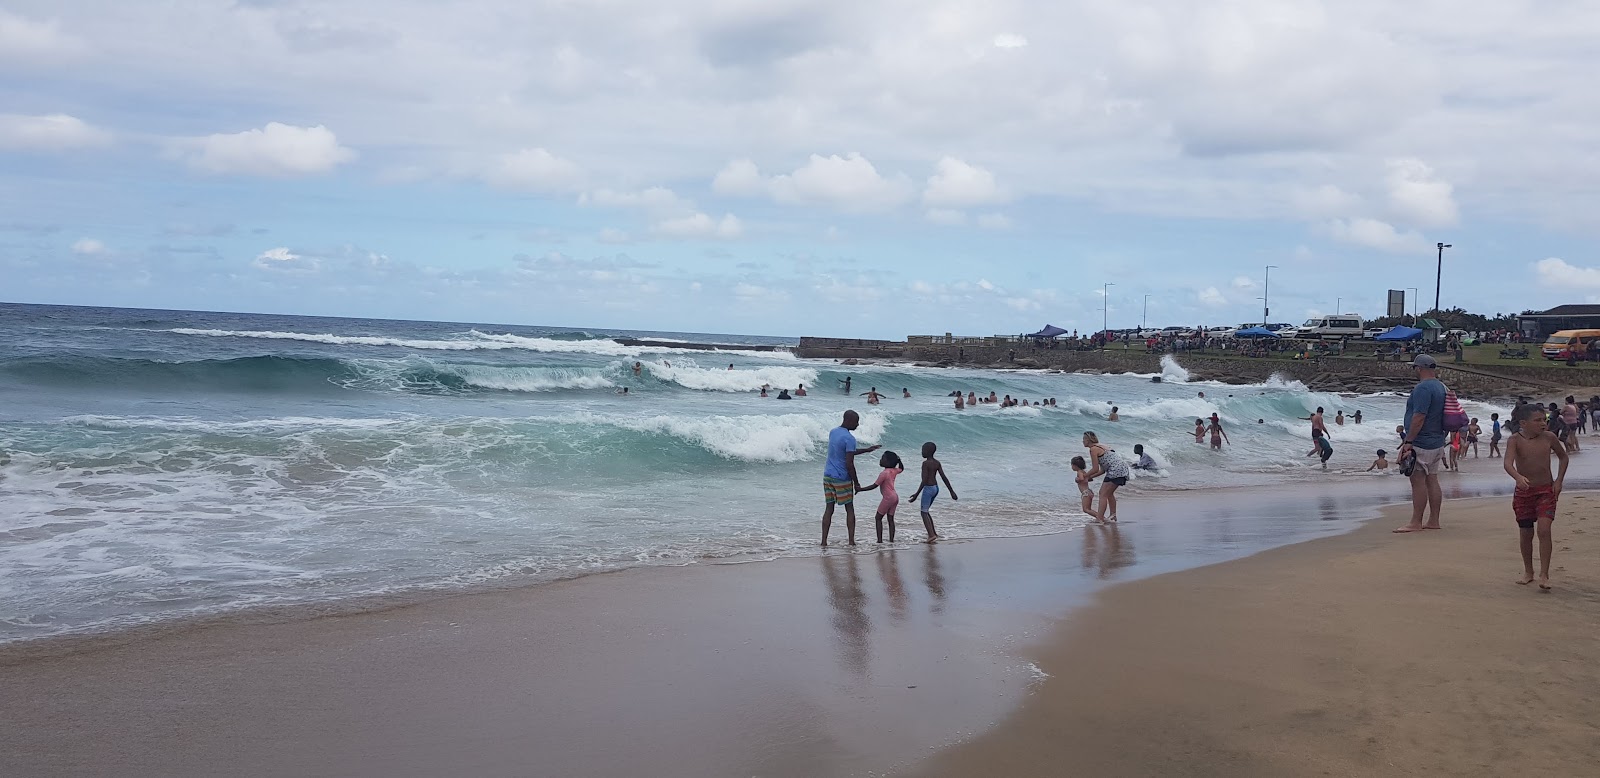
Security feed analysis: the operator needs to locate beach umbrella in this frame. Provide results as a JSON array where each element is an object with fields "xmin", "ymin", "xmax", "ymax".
[
  {"xmin": 1375, "ymin": 326, "xmax": 1423, "ymax": 341},
  {"xmin": 1235, "ymin": 326, "xmax": 1280, "ymax": 338}
]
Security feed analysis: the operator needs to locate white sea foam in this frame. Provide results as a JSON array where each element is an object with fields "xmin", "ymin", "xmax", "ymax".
[
  {"xmin": 643, "ymin": 358, "xmax": 817, "ymax": 393},
  {"xmin": 428, "ymin": 364, "xmax": 614, "ymax": 392},
  {"xmin": 597, "ymin": 410, "xmax": 886, "ymax": 462},
  {"xmin": 1159, "ymin": 355, "xmax": 1190, "ymax": 382},
  {"xmin": 165, "ymin": 328, "xmax": 795, "ymax": 360}
]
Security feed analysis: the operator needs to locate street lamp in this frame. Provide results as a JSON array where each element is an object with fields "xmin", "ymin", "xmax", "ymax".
[
  {"xmin": 1142, "ymin": 294, "xmax": 1151, "ymax": 329},
  {"xmin": 1406, "ymin": 287, "xmax": 1419, "ymax": 325},
  {"xmin": 1433, "ymin": 242, "xmax": 1452, "ymax": 314},
  {"xmin": 1336, "ymin": 297, "xmax": 1341, "ymax": 315},
  {"xmin": 1263, "ymin": 265, "xmax": 1278, "ymax": 326},
  {"xmin": 1102, "ymin": 282, "xmax": 1115, "ymax": 346}
]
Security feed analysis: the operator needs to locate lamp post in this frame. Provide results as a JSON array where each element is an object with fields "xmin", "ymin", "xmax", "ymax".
[
  {"xmin": 1336, "ymin": 297, "xmax": 1341, "ymax": 315},
  {"xmin": 1142, "ymin": 294, "xmax": 1151, "ymax": 330},
  {"xmin": 1406, "ymin": 287, "xmax": 1419, "ymax": 325},
  {"xmin": 1263, "ymin": 265, "xmax": 1278, "ymax": 326},
  {"xmin": 1102, "ymin": 282, "xmax": 1115, "ymax": 347},
  {"xmin": 1433, "ymin": 242, "xmax": 1452, "ymax": 314}
]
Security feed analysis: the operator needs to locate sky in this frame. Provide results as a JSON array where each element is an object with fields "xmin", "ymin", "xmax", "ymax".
[{"xmin": 2, "ymin": 0, "xmax": 1598, "ymax": 338}]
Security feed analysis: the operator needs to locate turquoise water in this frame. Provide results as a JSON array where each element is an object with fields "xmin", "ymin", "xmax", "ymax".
[{"xmin": 0, "ymin": 303, "xmax": 1505, "ymax": 643}]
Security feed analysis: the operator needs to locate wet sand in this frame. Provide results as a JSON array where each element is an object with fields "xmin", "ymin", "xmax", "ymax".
[
  {"xmin": 921, "ymin": 493, "xmax": 1600, "ymax": 777},
  {"xmin": 1, "ymin": 474, "xmax": 1591, "ymax": 776}
]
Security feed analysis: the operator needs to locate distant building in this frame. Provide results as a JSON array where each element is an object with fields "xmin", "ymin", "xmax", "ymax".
[{"xmin": 1517, "ymin": 305, "xmax": 1600, "ymax": 338}]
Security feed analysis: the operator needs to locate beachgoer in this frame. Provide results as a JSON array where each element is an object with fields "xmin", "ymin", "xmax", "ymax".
[
  {"xmin": 902, "ymin": 388, "xmax": 911, "ymax": 398},
  {"xmin": 1394, "ymin": 355, "xmax": 1448, "ymax": 533},
  {"xmin": 1504, "ymin": 403, "xmax": 1569, "ymax": 590},
  {"xmin": 1467, "ymin": 418, "xmax": 1481, "ymax": 458},
  {"xmin": 1302, "ymin": 407, "xmax": 1329, "ymax": 439},
  {"xmin": 795, "ymin": 384, "xmax": 807, "ymax": 397},
  {"xmin": 1489, "ymin": 412, "xmax": 1503, "ymax": 458},
  {"xmin": 820, "ymin": 410, "xmax": 880, "ymax": 546},
  {"xmin": 1194, "ymin": 418, "xmax": 1205, "ymax": 443},
  {"xmin": 1131, "ymin": 444, "xmax": 1157, "ymax": 470},
  {"xmin": 1207, "ymin": 413, "xmax": 1230, "ymax": 450},
  {"xmin": 1083, "ymin": 431, "xmax": 1130, "ymax": 522},
  {"xmin": 907, "ymin": 441, "xmax": 958, "ymax": 542},
  {"xmin": 1367, "ymin": 449, "xmax": 1390, "ymax": 472},
  {"xmin": 616, "ymin": 387, "xmax": 630, "ymax": 395},
  {"xmin": 759, "ymin": 386, "xmax": 768, "ymax": 397},
  {"xmin": 1109, "ymin": 406, "xmax": 1120, "ymax": 421},
  {"xmin": 988, "ymin": 392, "xmax": 998, "ymax": 404},
  {"xmin": 1198, "ymin": 391, "xmax": 1205, "ymax": 399},
  {"xmin": 854, "ymin": 451, "xmax": 904, "ymax": 543},
  {"xmin": 1335, "ymin": 410, "xmax": 1345, "ymax": 426},
  {"xmin": 728, "ymin": 363, "xmax": 734, "ymax": 370},
  {"xmin": 1353, "ymin": 410, "xmax": 1363, "ymax": 424},
  {"xmin": 842, "ymin": 376, "xmax": 852, "ymax": 394},
  {"xmin": 776, "ymin": 389, "xmax": 791, "ymax": 400},
  {"xmin": 1308, "ymin": 428, "xmax": 1333, "ymax": 469},
  {"xmin": 1448, "ymin": 427, "xmax": 1461, "ymax": 472},
  {"xmin": 1562, "ymin": 396, "xmax": 1581, "ymax": 452},
  {"xmin": 1071, "ymin": 455, "xmax": 1103, "ymax": 521},
  {"xmin": 861, "ymin": 387, "xmax": 883, "ymax": 405},
  {"xmin": 967, "ymin": 391, "xmax": 977, "ymax": 406},
  {"xmin": 632, "ymin": 361, "xmax": 642, "ymax": 377},
  {"xmin": 954, "ymin": 394, "xmax": 965, "ymax": 410}
]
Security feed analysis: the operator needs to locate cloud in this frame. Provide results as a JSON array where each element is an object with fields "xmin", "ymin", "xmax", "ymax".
[
  {"xmin": 756, "ymin": 153, "xmax": 915, "ymax": 211},
  {"xmin": 1290, "ymin": 184, "xmax": 1361, "ymax": 219},
  {"xmin": 993, "ymin": 33, "xmax": 1028, "ymax": 49},
  {"xmin": 1323, "ymin": 217, "xmax": 1429, "ymax": 255},
  {"xmin": 1230, "ymin": 275, "xmax": 1258, "ymax": 290},
  {"xmin": 976, "ymin": 212, "xmax": 1013, "ymax": 230},
  {"xmin": 70, "ymin": 238, "xmax": 106, "ymax": 255},
  {"xmin": 1197, "ymin": 286, "xmax": 1228, "ymax": 306},
  {"xmin": 178, "ymin": 123, "xmax": 354, "ymax": 176},
  {"xmin": 484, "ymin": 147, "xmax": 585, "ymax": 192},
  {"xmin": 0, "ymin": 114, "xmax": 110, "ymax": 151},
  {"xmin": 924, "ymin": 208, "xmax": 966, "ymax": 225},
  {"xmin": 0, "ymin": 10, "xmax": 85, "ymax": 63},
  {"xmin": 580, "ymin": 186, "xmax": 690, "ymax": 213},
  {"xmin": 596, "ymin": 227, "xmax": 632, "ymax": 244},
  {"xmin": 1534, "ymin": 258, "xmax": 1600, "ymax": 290},
  {"xmin": 651, "ymin": 212, "xmax": 742, "ymax": 239},
  {"xmin": 1385, "ymin": 158, "xmax": 1458, "ymax": 227},
  {"xmin": 923, "ymin": 157, "xmax": 1005, "ymax": 207},
  {"xmin": 254, "ymin": 246, "xmax": 319, "ymax": 272},
  {"xmin": 711, "ymin": 158, "xmax": 765, "ymax": 196}
]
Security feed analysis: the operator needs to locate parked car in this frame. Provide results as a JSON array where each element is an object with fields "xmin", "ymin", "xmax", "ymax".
[
  {"xmin": 1297, "ymin": 315, "xmax": 1365, "ymax": 340},
  {"xmin": 1207, "ymin": 327, "xmax": 1238, "ymax": 338},
  {"xmin": 1363, "ymin": 327, "xmax": 1387, "ymax": 339}
]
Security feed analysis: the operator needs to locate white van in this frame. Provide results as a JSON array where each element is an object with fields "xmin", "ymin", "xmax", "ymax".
[{"xmin": 1296, "ymin": 314, "xmax": 1364, "ymax": 339}]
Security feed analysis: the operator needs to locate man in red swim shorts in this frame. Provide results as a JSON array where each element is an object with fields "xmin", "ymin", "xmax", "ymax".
[{"xmin": 1504, "ymin": 404, "xmax": 1569, "ymax": 590}]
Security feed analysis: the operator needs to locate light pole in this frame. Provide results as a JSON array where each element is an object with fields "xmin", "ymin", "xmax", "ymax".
[
  {"xmin": 1335, "ymin": 297, "xmax": 1341, "ymax": 315},
  {"xmin": 1263, "ymin": 265, "xmax": 1278, "ymax": 326},
  {"xmin": 1406, "ymin": 287, "xmax": 1419, "ymax": 325},
  {"xmin": 1433, "ymin": 242, "xmax": 1452, "ymax": 314},
  {"xmin": 1102, "ymin": 282, "xmax": 1115, "ymax": 346},
  {"xmin": 1142, "ymin": 294, "xmax": 1151, "ymax": 329}
]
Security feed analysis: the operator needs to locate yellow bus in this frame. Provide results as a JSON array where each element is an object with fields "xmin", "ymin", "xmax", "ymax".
[{"xmin": 1541, "ymin": 329, "xmax": 1600, "ymax": 360}]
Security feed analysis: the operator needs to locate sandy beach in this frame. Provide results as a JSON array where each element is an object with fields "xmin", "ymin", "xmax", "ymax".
[{"xmin": 922, "ymin": 493, "xmax": 1600, "ymax": 777}]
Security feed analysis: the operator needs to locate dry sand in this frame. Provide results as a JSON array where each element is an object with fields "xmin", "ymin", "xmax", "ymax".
[{"xmin": 921, "ymin": 494, "xmax": 1600, "ymax": 777}]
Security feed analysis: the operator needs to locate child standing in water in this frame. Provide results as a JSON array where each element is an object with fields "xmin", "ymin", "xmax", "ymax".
[
  {"xmin": 1367, "ymin": 449, "xmax": 1390, "ymax": 472},
  {"xmin": 1489, "ymin": 412, "xmax": 1502, "ymax": 458},
  {"xmin": 1504, "ymin": 404, "xmax": 1569, "ymax": 590},
  {"xmin": 1467, "ymin": 417, "xmax": 1481, "ymax": 458},
  {"xmin": 856, "ymin": 451, "xmax": 904, "ymax": 543},
  {"xmin": 1206, "ymin": 413, "xmax": 1230, "ymax": 450},
  {"xmin": 907, "ymin": 441, "xmax": 958, "ymax": 542},
  {"xmin": 1071, "ymin": 456, "xmax": 1103, "ymax": 522},
  {"xmin": 1307, "ymin": 428, "xmax": 1333, "ymax": 468},
  {"xmin": 1194, "ymin": 418, "xmax": 1206, "ymax": 443}
]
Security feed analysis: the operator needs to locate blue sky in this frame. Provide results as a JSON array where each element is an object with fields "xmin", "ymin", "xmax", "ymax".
[{"xmin": 2, "ymin": 0, "xmax": 1598, "ymax": 338}]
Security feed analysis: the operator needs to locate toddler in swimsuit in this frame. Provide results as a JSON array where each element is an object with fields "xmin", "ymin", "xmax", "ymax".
[
  {"xmin": 1071, "ymin": 455, "xmax": 1102, "ymax": 521},
  {"xmin": 856, "ymin": 451, "xmax": 904, "ymax": 543}
]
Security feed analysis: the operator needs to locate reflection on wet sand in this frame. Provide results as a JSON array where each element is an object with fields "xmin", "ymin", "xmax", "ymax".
[
  {"xmin": 821, "ymin": 553, "xmax": 870, "ymax": 675},
  {"xmin": 1081, "ymin": 524, "xmax": 1136, "ymax": 579},
  {"xmin": 923, "ymin": 544, "xmax": 947, "ymax": 612},
  {"xmin": 875, "ymin": 551, "xmax": 909, "ymax": 625}
]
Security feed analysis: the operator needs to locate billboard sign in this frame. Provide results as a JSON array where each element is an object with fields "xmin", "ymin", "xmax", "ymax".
[{"xmin": 1387, "ymin": 289, "xmax": 1406, "ymax": 318}]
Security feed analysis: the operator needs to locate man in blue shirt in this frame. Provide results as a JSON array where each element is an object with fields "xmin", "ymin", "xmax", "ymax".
[
  {"xmin": 1395, "ymin": 354, "xmax": 1448, "ymax": 533},
  {"xmin": 822, "ymin": 410, "xmax": 880, "ymax": 546}
]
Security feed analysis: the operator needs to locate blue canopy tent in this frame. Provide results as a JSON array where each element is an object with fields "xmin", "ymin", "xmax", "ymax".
[
  {"xmin": 1235, "ymin": 326, "xmax": 1280, "ymax": 338},
  {"xmin": 1375, "ymin": 326, "xmax": 1423, "ymax": 342},
  {"xmin": 1028, "ymin": 324, "xmax": 1069, "ymax": 339}
]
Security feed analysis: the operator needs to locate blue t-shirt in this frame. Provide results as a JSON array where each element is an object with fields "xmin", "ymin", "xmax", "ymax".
[
  {"xmin": 1404, "ymin": 378, "xmax": 1447, "ymax": 449},
  {"xmin": 824, "ymin": 426, "xmax": 857, "ymax": 480}
]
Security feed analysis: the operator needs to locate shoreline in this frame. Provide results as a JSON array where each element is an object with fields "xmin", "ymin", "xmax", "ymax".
[
  {"xmin": 1, "ymin": 467, "xmax": 1571, "ymax": 776},
  {"xmin": 919, "ymin": 492, "xmax": 1600, "ymax": 777}
]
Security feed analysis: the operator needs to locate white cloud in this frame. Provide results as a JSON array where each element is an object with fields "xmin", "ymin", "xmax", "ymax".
[
  {"xmin": 484, "ymin": 147, "xmax": 584, "ymax": 192},
  {"xmin": 70, "ymin": 237, "xmax": 106, "ymax": 255},
  {"xmin": 1385, "ymin": 158, "xmax": 1458, "ymax": 227},
  {"xmin": 924, "ymin": 208, "xmax": 966, "ymax": 225},
  {"xmin": 0, "ymin": 10, "xmax": 84, "ymax": 63},
  {"xmin": 580, "ymin": 186, "xmax": 689, "ymax": 213},
  {"xmin": 652, "ymin": 212, "xmax": 742, "ymax": 239},
  {"xmin": 923, "ymin": 157, "xmax": 1005, "ymax": 207},
  {"xmin": 0, "ymin": 114, "xmax": 110, "ymax": 151},
  {"xmin": 597, "ymin": 227, "xmax": 632, "ymax": 244},
  {"xmin": 254, "ymin": 246, "xmax": 320, "ymax": 272},
  {"xmin": 1323, "ymin": 217, "xmax": 1430, "ymax": 255},
  {"xmin": 976, "ymin": 278, "xmax": 995, "ymax": 291},
  {"xmin": 768, "ymin": 153, "xmax": 914, "ymax": 211},
  {"xmin": 993, "ymin": 33, "xmax": 1028, "ymax": 49},
  {"xmin": 976, "ymin": 212, "xmax": 1013, "ymax": 230},
  {"xmin": 178, "ymin": 123, "xmax": 354, "ymax": 177},
  {"xmin": 1230, "ymin": 275, "xmax": 1258, "ymax": 290},
  {"xmin": 1534, "ymin": 258, "xmax": 1600, "ymax": 290},
  {"xmin": 711, "ymin": 158, "xmax": 765, "ymax": 197},
  {"xmin": 1290, "ymin": 184, "xmax": 1361, "ymax": 219},
  {"xmin": 1197, "ymin": 286, "xmax": 1228, "ymax": 306}
]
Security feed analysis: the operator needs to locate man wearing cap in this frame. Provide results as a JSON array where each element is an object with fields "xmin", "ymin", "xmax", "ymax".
[{"xmin": 1395, "ymin": 354, "xmax": 1448, "ymax": 533}]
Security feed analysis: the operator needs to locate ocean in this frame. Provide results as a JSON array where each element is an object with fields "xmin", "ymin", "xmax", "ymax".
[{"xmin": 0, "ymin": 302, "xmax": 1502, "ymax": 644}]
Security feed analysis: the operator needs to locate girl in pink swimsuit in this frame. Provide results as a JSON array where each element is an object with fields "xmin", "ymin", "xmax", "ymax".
[{"xmin": 857, "ymin": 451, "xmax": 904, "ymax": 542}]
